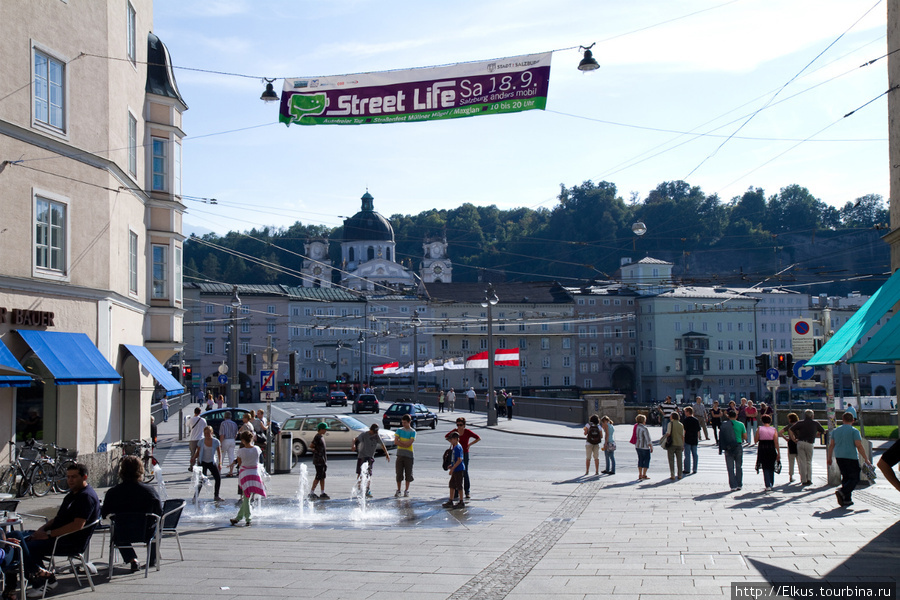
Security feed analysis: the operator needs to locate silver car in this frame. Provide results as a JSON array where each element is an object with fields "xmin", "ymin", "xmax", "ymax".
[{"xmin": 282, "ymin": 414, "xmax": 396, "ymax": 457}]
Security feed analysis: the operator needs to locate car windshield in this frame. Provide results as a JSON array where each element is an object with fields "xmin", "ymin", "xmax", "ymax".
[{"xmin": 339, "ymin": 416, "xmax": 367, "ymax": 430}]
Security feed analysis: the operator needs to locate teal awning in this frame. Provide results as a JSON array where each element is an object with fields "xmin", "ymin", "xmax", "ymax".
[
  {"xmin": 123, "ymin": 344, "xmax": 184, "ymax": 396},
  {"xmin": 848, "ymin": 309, "xmax": 900, "ymax": 363},
  {"xmin": 806, "ymin": 269, "xmax": 900, "ymax": 367}
]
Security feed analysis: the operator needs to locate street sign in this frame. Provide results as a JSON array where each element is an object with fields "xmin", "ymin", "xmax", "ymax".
[
  {"xmin": 260, "ymin": 369, "xmax": 276, "ymax": 393},
  {"xmin": 230, "ymin": 384, "xmax": 240, "ymax": 390},
  {"xmin": 218, "ymin": 364, "xmax": 228, "ymax": 375},
  {"xmin": 217, "ymin": 374, "xmax": 228, "ymax": 385},
  {"xmin": 263, "ymin": 392, "xmax": 275, "ymax": 401},
  {"xmin": 765, "ymin": 368, "xmax": 779, "ymax": 381},
  {"xmin": 793, "ymin": 359, "xmax": 814, "ymax": 381},
  {"xmin": 791, "ymin": 318, "xmax": 815, "ymax": 360},
  {"xmin": 766, "ymin": 380, "xmax": 779, "ymax": 389}
]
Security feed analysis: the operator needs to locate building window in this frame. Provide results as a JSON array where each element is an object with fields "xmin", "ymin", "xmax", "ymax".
[
  {"xmin": 498, "ymin": 338, "xmax": 508, "ymax": 349},
  {"xmin": 440, "ymin": 339, "xmax": 449, "ymax": 350},
  {"xmin": 174, "ymin": 246, "xmax": 182, "ymax": 303},
  {"xmin": 562, "ymin": 338, "xmax": 570, "ymax": 349},
  {"xmin": 563, "ymin": 376, "xmax": 571, "ymax": 386},
  {"xmin": 151, "ymin": 137, "xmax": 167, "ymax": 191},
  {"xmin": 418, "ymin": 344, "xmax": 427, "ymax": 357},
  {"xmin": 128, "ymin": 112, "xmax": 138, "ymax": 176},
  {"xmin": 241, "ymin": 322, "xmax": 250, "ymax": 334},
  {"xmin": 480, "ymin": 339, "xmax": 488, "ymax": 350},
  {"xmin": 151, "ymin": 244, "xmax": 168, "ymax": 298},
  {"xmin": 126, "ymin": 2, "xmax": 136, "ymax": 64},
  {"xmin": 34, "ymin": 196, "xmax": 66, "ymax": 273},
  {"xmin": 584, "ymin": 378, "xmax": 592, "ymax": 387},
  {"xmin": 541, "ymin": 338, "xmax": 550, "ymax": 350},
  {"xmin": 34, "ymin": 48, "xmax": 65, "ymax": 131},
  {"xmin": 205, "ymin": 322, "xmax": 214, "ymax": 333},
  {"xmin": 241, "ymin": 305, "xmax": 250, "ymax": 314},
  {"xmin": 563, "ymin": 356, "xmax": 571, "ymax": 367},
  {"xmin": 542, "ymin": 357, "xmax": 551, "ymax": 368},
  {"xmin": 128, "ymin": 231, "xmax": 138, "ymax": 294},
  {"xmin": 400, "ymin": 343, "xmax": 409, "ymax": 356},
  {"xmin": 240, "ymin": 342, "xmax": 250, "ymax": 355},
  {"xmin": 205, "ymin": 304, "xmax": 214, "ymax": 314},
  {"xmin": 267, "ymin": 323, "xmax": 276, "ymax": 334},
  {"xmin": 173, "ymin": 142, "xmax": 182, "ymax": 197},
  {"xmin": 461, "ymin": 339, "xmax": 469, "ymax": 350},
  {"xmin": 542, "ymin": 376, "xmax": 550, "ymax": 386},
  {"xmin": 205, "ymin": 342, "xmax": 214, "ymax": 355}
]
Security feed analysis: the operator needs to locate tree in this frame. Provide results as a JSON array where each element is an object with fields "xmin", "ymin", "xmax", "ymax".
[{"xmin": 840, "ymin": 194, "xmax": 888, "ymax": 228}]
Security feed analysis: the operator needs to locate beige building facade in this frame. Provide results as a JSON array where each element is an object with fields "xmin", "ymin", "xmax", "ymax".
[{"xmin": 0, "ymin": 0, "xmax": 185, "ymax": 481}]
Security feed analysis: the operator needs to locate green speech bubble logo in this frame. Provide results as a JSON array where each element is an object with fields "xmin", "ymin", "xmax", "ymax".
[{"xmin": 289, "ymin": 93, "xmax": 328, "ymax": 123}]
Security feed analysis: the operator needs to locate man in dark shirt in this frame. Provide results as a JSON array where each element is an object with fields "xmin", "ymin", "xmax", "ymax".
[
  {"xmin": 789, "ymin": 409, "xmax": 826, "ymax": 486},
  {"xmin": 445, "ymin": 417, "xmax": 481, "ymax": 499},
  {"xmin": 9, "ymin": 463, "xmax": 100, "ymax": 591},
  {"xmin": 682, "ymin": 406, "xmax": 702, "ymax": 474},
  {"xmin": 102, "ymin": 456, "xmax": 163, "ymax": 571},
  {"xmin": 659, "ymin": 396, "xmax": 677, "ymax": 436}
]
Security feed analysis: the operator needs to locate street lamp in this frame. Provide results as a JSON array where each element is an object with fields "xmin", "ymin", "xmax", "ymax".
[
  {"xmin": 357, "ymin": 332, "xmax": 365, "ymax": 390},
  {"xmin": 229, "ymin": 285, "xmax": 241, "ymax": 408},
  {"xmin": 482, "ymin": 284, "xmax": 499, "ymax": 426},
  {"xmin": 335, "ymin": 341, "xmax": 346, "ymax": 384},
  {"xmin": 411, "ymin": 310, "xmax": 421, "ymax": 403}
]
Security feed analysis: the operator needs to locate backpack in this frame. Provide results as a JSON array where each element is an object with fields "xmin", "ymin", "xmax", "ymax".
[
  {"xmin": 718, "ymin": 419, "xmax": 738, "ymax": 452},
  {"xmin": 442, "ymin": 448, "xmax": 453, "ymax": 471},
  {"xmin": 586, "ymin": 424, "xmax": 602, "ymax": 445}
]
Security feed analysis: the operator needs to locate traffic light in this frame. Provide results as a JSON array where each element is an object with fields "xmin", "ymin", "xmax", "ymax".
[
  {"xmin": 246, "ymin": 353, "xmax": 256, "ymax": 376},
  {"xmin": 755, "ymin": 354, "xmax": 770, "ymax": 377},
  {"xmin": 182, "ymin": 365, "xmax": 192, "ymax": 381},
  {"xmin": 289, "ymin": 352, "xmax": 297, "ymax": 386},
  {"xmin": 776, "ymin": 353, "xmax": 794, "ymax": 371}
]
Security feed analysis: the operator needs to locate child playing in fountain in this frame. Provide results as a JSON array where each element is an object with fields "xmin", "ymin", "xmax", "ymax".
[
  {"xmin": 230, "ymin": 430, "xmax": 266, "ymax": 526},
  {"xmin": 443, "ymin": 432, "xmax": 466, "ymax": 509},
  {"xmin": 309, "ymin": 422, "xmax": 330, "ymax": 500}
]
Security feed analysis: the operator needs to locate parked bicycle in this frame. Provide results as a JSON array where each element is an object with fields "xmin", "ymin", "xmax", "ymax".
[
  {"xmin": 48, "ymin": 442, "xmax": 78, "ymax": 492},
  {"xmin": 112, "ymin": 439, "xmax": 158, "ymax": 483},
  {"xmin": 0, "ymin": 440, "xmax": 55, "ymax": 497}
]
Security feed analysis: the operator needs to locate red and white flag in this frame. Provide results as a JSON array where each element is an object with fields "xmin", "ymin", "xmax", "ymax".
[
  {"xmin": 372, "ymin": 361, "xmax": 399, "ymax": 375},
  {"xmin": 494, "ymin": 348, "xmax": 520, "ymax": 366},
  {"xmin": 465, "ymin": 351, "xmax": 489, "ymax": 369}
]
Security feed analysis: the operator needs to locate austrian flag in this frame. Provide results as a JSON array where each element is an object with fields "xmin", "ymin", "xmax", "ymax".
[
  {"xmin": 372, "ymin": 362, "xmax": 399, "ymax": 375},
  {"xmin": 464, "ymin": 349, "xmax": 520, "ymax": 368}
]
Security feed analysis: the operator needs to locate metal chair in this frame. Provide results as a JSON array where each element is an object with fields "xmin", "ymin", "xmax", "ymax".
[
  {"xmin": 0, "ymin": 538, "xmax": 26, "ymax": 600},
  {"xmin": 158, "ymin": 499, "xmax": 185, "ymax": 562},
  {"xmin": 107, "ymin": 513, "xmax": 160, "ymax": 579},
  {"xmin": 38, "ymin": 518, "xmax": 100, "ymax": 598}
]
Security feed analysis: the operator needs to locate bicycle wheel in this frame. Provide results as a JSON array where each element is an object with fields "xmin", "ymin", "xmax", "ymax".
[
  {"xmin": 30, "ymin": 463, "xmax": 54, "ymax": 497},
  {"xmin": 0, "ymin": 467, "xmax": 16, "ymax": 495},
  {"xmin": 54, "ymin": 461, "xmax": 74, "ymax": 493}
]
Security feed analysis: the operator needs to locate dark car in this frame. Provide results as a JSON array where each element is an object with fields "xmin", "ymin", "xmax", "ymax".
[
  {"xmin": 352, "ymin": 394, "xmax": 379, "ymax": 414},
  {"xmin": 326, "ymin": 391, "xmax": 347, "ymax": 407},
  {"xmin": 310, "ymin": 385, "xmax": 330, "ymax": 403},
  {"xmin": 382, "ymin": 402, "xmax": 437, "ymax": 430},
  {"xmin": 199, "ymin": 408, "xmax": 253, "ymax": 438}
]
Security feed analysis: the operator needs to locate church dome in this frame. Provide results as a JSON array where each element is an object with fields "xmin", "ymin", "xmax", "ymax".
[{"xmin": 342, "ymin": 192, "xmax": 394, "ymax": 242}]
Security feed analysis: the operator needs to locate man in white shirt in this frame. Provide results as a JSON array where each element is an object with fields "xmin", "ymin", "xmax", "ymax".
[
  {"xmin": 187, "ymin": 407, "xmax": 207, "ymax": 471},
  {"xmin": 466, "ymin": 387, "xmax": 477, "ymax": 413}
]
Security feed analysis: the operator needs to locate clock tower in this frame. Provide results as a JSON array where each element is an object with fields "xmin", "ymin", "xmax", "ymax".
[
  {"xmin": 421, "ymin": 238, "xmax": 452, "ymax": 283},
  {"xmin": 301, "ymin": 237, "xmax": 332, "ymax": 288}
]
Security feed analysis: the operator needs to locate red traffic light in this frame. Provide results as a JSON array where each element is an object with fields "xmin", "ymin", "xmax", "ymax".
[{"xmin": 183, "ymin": 365, "xmax": 192, "ymax": 378}]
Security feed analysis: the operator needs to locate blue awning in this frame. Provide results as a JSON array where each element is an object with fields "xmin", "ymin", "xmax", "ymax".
[
  {"xmin": 16, "ymin": 330, "xmax": 122, "ymax": 385},
  {"xmin": 806, "ymin": 269, "xmax": 900, "ymax": 367},
  {"xmin": 123, "ymin": 344, "xmax": 184, "ymax": 396},
  {"xmin": 0, "ymin": 339, "xmax": 32, "ymax": 387}
]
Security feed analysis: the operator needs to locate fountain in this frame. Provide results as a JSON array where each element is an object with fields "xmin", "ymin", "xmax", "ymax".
[
  {"xmin": 190, "ymin": 466, "xmax": 209, "ymax": 505},
  {"xmin": 153, "ymin": 464, "xmax": 167, "ymax": 502},
  {"xmin": 296, "ymin": 464, "xmax": 313, "ymax": 517}
]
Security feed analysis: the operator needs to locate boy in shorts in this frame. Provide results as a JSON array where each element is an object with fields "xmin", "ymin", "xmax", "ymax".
[
  {"xmin": 443, "ymin": 432, "xmax": 466, "ymax": 509},
  {"xmin": 310, "ymin": 423, "xmax": 330, "ymax": 500}
]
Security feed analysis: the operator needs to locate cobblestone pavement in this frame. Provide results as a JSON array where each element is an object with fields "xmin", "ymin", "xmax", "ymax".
[{"xmin": 9, "ymin": 409, "xmax": 900, "ymax": 600}]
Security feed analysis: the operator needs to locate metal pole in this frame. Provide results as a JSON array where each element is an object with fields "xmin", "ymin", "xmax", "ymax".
[
  {"xmin": 484, "ymin": 284, "xmax": 498, "ymax": 427},
  {"xmin": 413, "ymin": 310, "xmax": 419, "ymax": 403},
  {"xmin": 229, "ymin": 286, "xmax": 240, "ymax": 409},
  {"xmin": 823, "ymin": 306, "xmax": 836, "ymax": 432}
]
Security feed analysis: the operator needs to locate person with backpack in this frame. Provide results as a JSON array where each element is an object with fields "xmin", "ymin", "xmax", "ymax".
[
  {"xmin": 583, "ymin": 415, "xmax": 603, "ymax": 476},
  {"xmin": 633, "ymin": 414, "xmax": 653, "ymax": 480},
  {"xmin": 719, "ymin": 409, "xmax": 748, "ymax": 491}
]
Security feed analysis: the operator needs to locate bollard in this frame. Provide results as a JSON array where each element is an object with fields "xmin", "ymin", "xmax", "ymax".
[{"xmin": 178, "ymin": 408, "xmax": 184, "ymax": 441}]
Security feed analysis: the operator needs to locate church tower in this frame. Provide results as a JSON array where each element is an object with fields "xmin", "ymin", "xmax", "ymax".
[
  {"xmin": 421, "ymin": 237, "xmax": 452, "ymax": 283},
  {"xmin": 301, "ymin": 237, "xmax": 332, "ymax": 288}
]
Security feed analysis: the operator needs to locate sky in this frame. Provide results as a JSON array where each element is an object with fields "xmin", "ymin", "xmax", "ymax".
[{"xmin": 153, "ymin": 0, "xmax": 890, "ymax": 238}]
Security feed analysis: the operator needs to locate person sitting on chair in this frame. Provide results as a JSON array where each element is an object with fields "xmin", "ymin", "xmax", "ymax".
[
  {"xmin": 101, "ymin": 456, "xmax": 163, "ymax": 573},
  {"xmin": 8, "ymin": 463, "xmax": 100, "ymax": 597}
]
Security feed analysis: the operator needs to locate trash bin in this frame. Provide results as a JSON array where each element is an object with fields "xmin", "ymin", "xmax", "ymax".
[{"xmin": 274, "ymin": 432, "xmax": 293, "ymax": 474}]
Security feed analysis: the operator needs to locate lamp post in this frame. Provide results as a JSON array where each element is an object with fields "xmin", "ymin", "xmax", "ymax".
[
  {"xmin": 229, "ymin": 285, "xmax": 241, "ymax": 408},
  {"xmin": 411, "ymin": 310, "xmax": 421, "ymax": 403},
  {"xmin": 357, "ymin": 332, "xmax": 365, "ymax": 390},
  {"xmin": 482, "ymin": 284, "xmax": 499, "ymax": 426},
  {"xmin": 335, "ymin": 341, "xmax": 346, "ymax": 385}
]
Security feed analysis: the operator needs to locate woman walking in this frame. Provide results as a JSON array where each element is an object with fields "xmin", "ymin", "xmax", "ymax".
[
  {"xmin": 600, "ymin": 416, "xmax": 616, "ymax": 475},
  {"xmin": 192, "ymin": 425, "xmax": 223, "ymax": 501},
  {"xmin": 781, "ymin": 412, "xmax": 800, "ymax": 483},
  {"xmin": 755, "ymin": 414, "xmax": 781, "ymax": 491},
  {"xmin": 634, "ymin": 414, "xmax": 652, "ymax": 480},
  {"xmin": 745, "ymin": 401, "xmax": 759, "ymax": 445},
  {"xmin": 709, "ymin": 401, "xmax": 723, "ymax": 444},
  {"xmin": 231, "ymin": 430, "xmax": 266, "ymax": 526}
]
